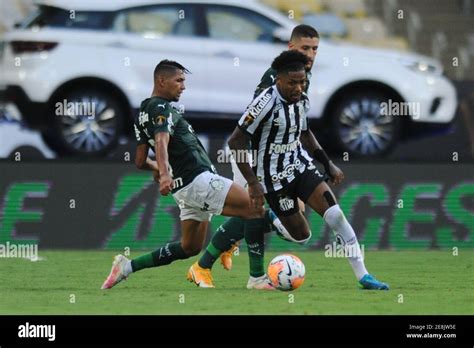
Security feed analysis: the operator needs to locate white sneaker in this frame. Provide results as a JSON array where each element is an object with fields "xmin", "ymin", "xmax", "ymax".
[
  {"xmin": 101, "ymin": 254, "xmax": 130, "ymax": 289},
  {"xmin": 246, "ymin": 274, "xmax": 275, "ymax": 290}
]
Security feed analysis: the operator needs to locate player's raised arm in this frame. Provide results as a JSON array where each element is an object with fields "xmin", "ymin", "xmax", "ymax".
[{"xmin": 154, "ymin": 132, "xmax": 172, "ymax": 195}]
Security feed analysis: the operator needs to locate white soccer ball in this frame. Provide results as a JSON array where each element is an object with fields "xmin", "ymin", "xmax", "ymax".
[{"xmin": 267, "ymin": 254, "xmax": 305, "ymax": 291}]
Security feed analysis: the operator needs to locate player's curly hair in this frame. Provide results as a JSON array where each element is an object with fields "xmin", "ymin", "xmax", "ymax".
[
  {"xmin": 271, "ymin": 50, "xmax": 309, "ymax": 75},
  {"xmin": 154, "ymin": 59, "xmax": 191, "ymax": 80}
]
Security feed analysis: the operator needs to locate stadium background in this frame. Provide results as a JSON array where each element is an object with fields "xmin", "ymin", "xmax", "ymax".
[{"xmin": 0, "ymin": 1, "xmax": 472, "ymax": 252}]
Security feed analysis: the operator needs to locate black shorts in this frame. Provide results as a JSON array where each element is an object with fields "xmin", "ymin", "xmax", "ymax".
[{"xmin": 264, "ymin": 167, "xmax": 325, "ymax": 217}]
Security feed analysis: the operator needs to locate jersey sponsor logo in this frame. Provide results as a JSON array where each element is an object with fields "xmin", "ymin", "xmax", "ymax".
[
  {"xmin": 273, "ymin": 116, "xmax": 281, "ymax": 126},
  {"xmin": 158, "ymin": 103, "xmax": 166, "ymax": 109},
  {"xmin": 289, "ymin": 125, "xmax": 298, "ymax": 133},
  {"xmin": 269, "ymin": 75, "xmax": 276, "ymax": 83},
  {"xmin": 249, "ymin": 92, "xmax": 272, "ymax": 116},
  {"xmin": 305, "ymin": 161, "xmax": 315, "ymax": 170},
  {"xmin": 173, "ymin": 177, "xmax": 183, "ymax": 189},
  {"xmin": 134, "ymin": 124, "xmax": 141, "ymax": 141},
  {"xmin": 268, "ymin": 140, "xmax": 300, "ymax": 154},
  {"xmin": 279, "ymin": 196, "xmax": 295, "ymax": 212},
  {"xmin": 271, "ymin": 159, "xmax": 303, "ymax": 182},
  {"xmin": 138, "ymin": 111, "xmax": 149, "ymax": 126}
]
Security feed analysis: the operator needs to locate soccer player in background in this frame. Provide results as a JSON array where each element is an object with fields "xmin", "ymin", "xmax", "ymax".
[
  {"xmin": 194, "ymin": 25, "xmax": 320, "ymax": 289},
  {"xmin": 101, "ymin": 60, "xmax": 265, "ymax": 289},
  {"xmin": 229, "ymin": 50, "xmax": 389, "ymax": 290}
]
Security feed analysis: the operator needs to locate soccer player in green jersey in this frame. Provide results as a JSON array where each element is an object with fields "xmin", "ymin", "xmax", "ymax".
[
  {"xmin": 254, "ymin": 24, "xmax": 319, "ymax": 97},
  {"xmin": 101, "ymin": 60, "xmax": 264, "ymax": 289},
  {"xmin": 195, "ymin": 25, "xmax": 320, "ymax": 290}
]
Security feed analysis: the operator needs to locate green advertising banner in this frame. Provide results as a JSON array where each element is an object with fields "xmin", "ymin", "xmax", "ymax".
[{"xmin": 0, "ymin": 163, "xmax": 472, "ymax": 250}]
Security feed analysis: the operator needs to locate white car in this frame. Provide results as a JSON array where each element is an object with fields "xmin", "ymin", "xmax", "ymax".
[{"xmin": 0, "ymin": 0, "xmax": 457, "ymax": 157}]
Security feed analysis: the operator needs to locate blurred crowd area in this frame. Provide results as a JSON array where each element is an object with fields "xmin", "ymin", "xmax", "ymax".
[{"xmin": 1, "ymin": 0, "xmax": 473, "ymax": 80}]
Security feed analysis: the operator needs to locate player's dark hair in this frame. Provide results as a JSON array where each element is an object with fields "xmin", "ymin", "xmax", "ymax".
[
  {"xmin": 271, "ymin": 50, "xmax": 308, "ymax": 75},
  {"xmin": 290, "ymin": 24, "xmax": 319, "ymax": 41},
  {"xmin": 153, "ymin": 59, "xmax": 190, "ymax": 80}
]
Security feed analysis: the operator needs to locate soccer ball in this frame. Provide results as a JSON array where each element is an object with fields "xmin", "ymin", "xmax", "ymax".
[{"xmin": 267, "ymin": 254, "xmax": 305, "ymax": 291}]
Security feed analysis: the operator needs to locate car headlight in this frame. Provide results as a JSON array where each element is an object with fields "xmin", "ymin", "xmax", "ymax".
[{"xmin": 399, "ymin": 58, "xmax": 442, "ymax": 75}]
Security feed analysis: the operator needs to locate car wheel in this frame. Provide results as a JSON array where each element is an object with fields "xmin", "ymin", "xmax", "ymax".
[
  {"xmin": 48, "ymin": 89, "xmax": 123, "ymax": 157},
  {"xmin": 331, "ymin": 92, "xmax": 400, "ymax": 157}
]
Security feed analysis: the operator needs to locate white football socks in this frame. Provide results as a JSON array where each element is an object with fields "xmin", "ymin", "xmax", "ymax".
[{"xmin": 323, "ymin": 205, "xmax": 368, "ymax": 280}]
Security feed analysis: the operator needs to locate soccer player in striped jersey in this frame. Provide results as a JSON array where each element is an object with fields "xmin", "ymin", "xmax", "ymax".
[
  {"xmin": 229, "ymin": 50, "xmax": 389, "ymax": 290},
  {"xmin": 194, "ymin": 25, "xmax": 320, "ymax": 290}
]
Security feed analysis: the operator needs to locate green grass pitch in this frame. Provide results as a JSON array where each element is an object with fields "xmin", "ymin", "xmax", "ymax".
[{"xmin": 0, "ymin": 250, "xmax": 472, "ymax": 315}]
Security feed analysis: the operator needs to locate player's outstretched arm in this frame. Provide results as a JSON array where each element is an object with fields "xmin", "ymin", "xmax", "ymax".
[
  {"xmin": 228, "ymin": 127, "xmax": 265, "ymax": 208},
  {"xmin": 154, "ymin": 132, "xmax": 173, "ymax": 195},
  {"xmin": 300, "ymin": 129, "xmax": 344, "ymax": 185}
]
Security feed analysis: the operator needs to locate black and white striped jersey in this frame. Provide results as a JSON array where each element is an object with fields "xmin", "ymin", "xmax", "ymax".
[{"xmin": 237, "ymin": 86, "xmax": 316, "ymax": 193}]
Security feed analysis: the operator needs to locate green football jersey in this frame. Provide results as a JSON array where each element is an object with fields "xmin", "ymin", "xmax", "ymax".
[
  {"xmin": 134, "ymin": 96, "xmax": 215, "ymax": 192},
  {"xmin": 254, "ymin": 67, "xmax": 311, "ymax": 98}
]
